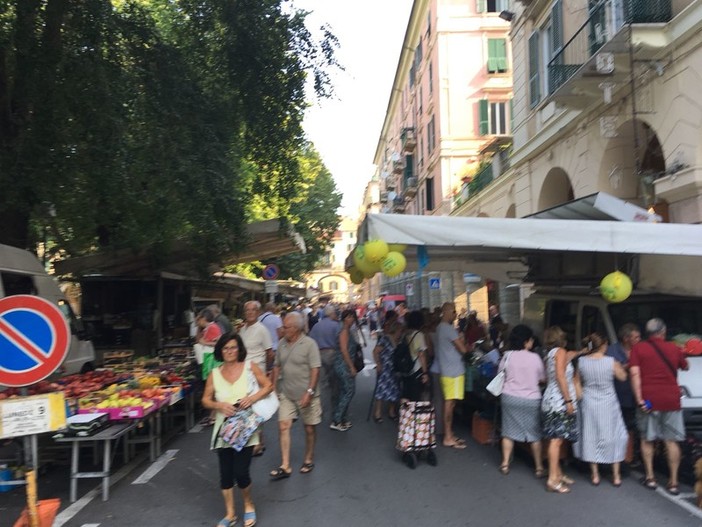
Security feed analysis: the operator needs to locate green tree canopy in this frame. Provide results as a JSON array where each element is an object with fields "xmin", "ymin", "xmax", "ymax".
[{"xmin": 0, "ymin": 0, "xmax": 342, "ymax": 274}]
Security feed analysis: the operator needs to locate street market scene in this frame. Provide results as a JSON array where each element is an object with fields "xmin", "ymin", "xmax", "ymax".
[{"xmin": 3, "ymin": 0, "xmax": 702, "ymax": 526}]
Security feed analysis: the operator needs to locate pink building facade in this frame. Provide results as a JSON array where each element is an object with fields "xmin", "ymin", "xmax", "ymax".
[{"xmin": 374, "ymin": 0, "xmax": 513, "ymax": 220}]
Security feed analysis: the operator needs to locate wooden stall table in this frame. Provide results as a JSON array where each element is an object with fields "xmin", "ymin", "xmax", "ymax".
[{"xmin": 54, "ymin": 421, "xmax": 136, "ymax": 502}]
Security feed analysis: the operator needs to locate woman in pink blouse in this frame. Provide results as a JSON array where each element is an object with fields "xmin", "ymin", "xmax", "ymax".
[{"xmin": 498, "ymin": 324, "xmax": 546, "ymax": 478}]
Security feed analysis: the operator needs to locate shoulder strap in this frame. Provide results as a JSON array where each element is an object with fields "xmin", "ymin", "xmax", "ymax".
[
  {"xmin": 648, "ymin": 340, "xmax": 678, "ymax": 378},
  {"xmin": 261, "ymin": 313, "xmax": 271, "ymax": 322}
]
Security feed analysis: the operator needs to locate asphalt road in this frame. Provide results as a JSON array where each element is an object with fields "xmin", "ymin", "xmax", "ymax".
[{"xmin": 4, "ymin": 330, "xmax": 702, "ymax": 527}]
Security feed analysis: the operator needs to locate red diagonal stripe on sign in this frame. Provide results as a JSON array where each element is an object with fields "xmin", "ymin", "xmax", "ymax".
[{"xmin": 0, "ymin": 316, "xmax": 49, "ymax": 365}]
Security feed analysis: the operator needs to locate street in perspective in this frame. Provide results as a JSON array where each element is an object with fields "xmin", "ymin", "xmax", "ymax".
[
  {"xmin": 3, "ymin": 0, "xmax": 702, "ymax": 527},
  {"xmin": 4, "ymin": 332, "xmax": 702, "ymax": 527}
]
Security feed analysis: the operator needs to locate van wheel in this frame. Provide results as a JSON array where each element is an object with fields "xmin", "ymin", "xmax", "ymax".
[{"xmin": 80, "ymin": 361, "xmax": 95, "ymax": 374}]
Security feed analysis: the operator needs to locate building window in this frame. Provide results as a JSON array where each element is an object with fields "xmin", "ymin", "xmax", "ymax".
[
  {"xmin": 329, "ymin": 281, "xmax": 338, "ymax": 291},
  {"xmin": 487, "ymin": 38, "xmax": 508, "ymax": 74},
  {"xmin": 347, "ymin": 244, "xmax": 353, "ymax": 252},
  {"xmin": 426, "ymin": 11, "xmax": 431, "ymax": 37},
  {"xmin": 349, "ymin": 232, "xmax": 354, "ymax": 239},
  {"xmin": 426, "ymin": 177, "xmax": 434, "ymax": 211},
  {"xmin": 419, "ymin": 86, "xmax": 423, "ymax": 115},
  {"xmin": 427, "ymin": 115, "xmax": 436, "ymax": 154},
  {"xmin": 478, "ymin": 100, "xmax": 509, "ymax": 135},
  {"xmin": 529, "ymin": 0, "xmax": 562, "ymax": 107},
  {"xmin": 428, "ymin": 62, "xmax": 433, "ymax": 94},
  {"xmin": 477, "ymin": 0, "xmax": 510, "ymax": 13}
]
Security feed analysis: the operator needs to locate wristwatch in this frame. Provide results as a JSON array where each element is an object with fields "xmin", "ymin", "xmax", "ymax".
[{"xmin": 306, "ymin": 388, "xmax": 315, "ymax": 395}]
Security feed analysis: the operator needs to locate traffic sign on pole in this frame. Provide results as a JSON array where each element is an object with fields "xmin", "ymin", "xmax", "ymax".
[
  {"xmin": 262, "ymin": 263, "xmax": 280, "ymax": 280},
  {"xmin": 0, "ymin": 295, "xmax": 70, "ymax": 387}
]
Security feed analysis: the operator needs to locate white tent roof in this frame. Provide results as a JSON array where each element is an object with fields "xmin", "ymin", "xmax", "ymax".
[{"xmin": 353, "ymin": 214, "xmax": 702, "ymax": 284}]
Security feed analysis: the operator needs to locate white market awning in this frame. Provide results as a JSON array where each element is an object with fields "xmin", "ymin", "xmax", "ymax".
[{"xmin": 351, "ymin": 213, "xmax": 702, "ymax": 285}]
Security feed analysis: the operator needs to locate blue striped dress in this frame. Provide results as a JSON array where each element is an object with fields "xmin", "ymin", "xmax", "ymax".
[{"xmin": 573, "ymin": 356, "xmax": 628, "ymax": 463}]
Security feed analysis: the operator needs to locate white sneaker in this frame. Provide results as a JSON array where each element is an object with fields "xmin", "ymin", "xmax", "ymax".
[{"xmin": 329, "ymin": 422, "xmax": 349, "ymax": 432}]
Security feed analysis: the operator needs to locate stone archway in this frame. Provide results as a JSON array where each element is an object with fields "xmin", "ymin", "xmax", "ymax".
[
  {"xmin": 538, "ymin": 168, "xmax": 574, "ymax": 210},
  {"xmin": 598, "ymin": 118, "xmax": 665, "ymax": 205}
]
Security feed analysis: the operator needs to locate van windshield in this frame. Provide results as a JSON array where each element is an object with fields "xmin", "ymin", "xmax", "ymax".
[{"xmin": 608, "ymin": 298, "xmax": 702, "ymax": 343}]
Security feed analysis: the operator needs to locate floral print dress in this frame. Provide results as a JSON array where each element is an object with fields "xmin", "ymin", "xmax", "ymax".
[
  {"xmin": 375, "ymin": 335, "xmax": 401, "ymax": 402},
  {"xmin": 541, "ymin": 347, "xmax": 578, "ymax": 441}
]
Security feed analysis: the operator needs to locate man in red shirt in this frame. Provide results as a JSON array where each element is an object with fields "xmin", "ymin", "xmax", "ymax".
[{"xmin": 630, "ymin": 317, "xmax": 688, "ymax": 495}]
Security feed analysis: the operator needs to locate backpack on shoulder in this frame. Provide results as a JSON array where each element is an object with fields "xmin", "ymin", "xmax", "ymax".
[{"xmin": 393, "ymin": 332, "xmax": 419, "ymax": 376}]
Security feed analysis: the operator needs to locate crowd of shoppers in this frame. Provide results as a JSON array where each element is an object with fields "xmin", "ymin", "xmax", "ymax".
[{"xmin": 197, "ymin": 297, "xmax": 692, "ymax": 525}]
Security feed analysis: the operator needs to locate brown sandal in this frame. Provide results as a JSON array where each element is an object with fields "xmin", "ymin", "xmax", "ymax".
[
  {"xmin": 546, "ymin": 481, "xmax": 571, "ymax": 493},
  {"xmin": 300, "ymin": 462, "xmax": 315, "ymax": 474}
]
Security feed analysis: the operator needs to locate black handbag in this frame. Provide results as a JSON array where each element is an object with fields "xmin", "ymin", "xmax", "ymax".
[{"xmin": 353, "ymin": 341, "xmax": 365, "ymax": 372}]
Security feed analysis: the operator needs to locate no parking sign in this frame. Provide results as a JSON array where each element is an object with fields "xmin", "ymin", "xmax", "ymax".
[{"xmin": 0, "ymin": 295, "xmax": 70, "ymax": 387}]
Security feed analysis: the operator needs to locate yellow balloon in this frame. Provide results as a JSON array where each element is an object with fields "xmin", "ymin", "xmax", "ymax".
[
  {"xmin": 600, "ymin": 271, "xmax": 633, "ymax": 303},
  {"xmin": 348, "ymin": 267, "xmax": 364, "ymax": 285},
  {"xmin": 388, "ymin": 244, "xmax": 408, "ymax": 253},
  {"xmin": 364, "ymin": 239, "xmax": 389, "ymax": 263},
  {"xmin": 352, "ymin": 245, "xmax": 374, "ymax": 274},
  {"xmin": 381, "ymin": 251, "xmax": 407, "ymax": 278}
]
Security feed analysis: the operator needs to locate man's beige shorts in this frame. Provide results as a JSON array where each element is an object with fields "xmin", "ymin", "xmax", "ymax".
[{"xmin": 278, "ymin": 392, "xmax": 322, "ymax": 425}]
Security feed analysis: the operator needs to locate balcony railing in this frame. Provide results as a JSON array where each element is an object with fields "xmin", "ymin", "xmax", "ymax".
[
  {"xmin": 401, "ymin": 127, "xmax": 417, "ymax": 153},
  {"xmin": 469, "ymin": 163, "xmax": 494, "ymax": 195},
  {"xmin": 392, "ymin": 196, "xmax": 406, "ymax": 212},
  {"xmin": 548, "ymin": 0, "xmax": 672, "ymax": 95},
  {"xmin": 379, "ymin": 192, "xmax": 388, "ymax": 203},
  {"xmin": 403, "ymin": 176, "xmax": 418, "ymax": 198}
]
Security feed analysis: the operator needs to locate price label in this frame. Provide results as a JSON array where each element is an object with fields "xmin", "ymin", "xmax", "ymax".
[{"xmin": 0, "ymin": 392, "xmax": 66, "ymax": 439}]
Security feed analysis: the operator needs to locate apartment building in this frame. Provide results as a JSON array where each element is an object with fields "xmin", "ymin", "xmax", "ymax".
[
  {"xmin": 454, "ymin": 0, "xmax": 702, "ymax": 224},
  {"xmin": 370, "ymin": 0, "xmax": 513, "ymax": 308}
]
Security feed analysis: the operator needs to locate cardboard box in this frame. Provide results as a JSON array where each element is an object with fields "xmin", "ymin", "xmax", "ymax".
[{"xmin": 471, "ymin": 411, "xmax": 495, "ymax": 445}]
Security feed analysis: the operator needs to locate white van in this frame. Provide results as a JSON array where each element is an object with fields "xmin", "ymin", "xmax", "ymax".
[
  {"xmin": 0, "ymin": 243, "xmax": 95, "ymax": 377},
  {"xmin": 522, "ymin": 290, "xmax": 702, "ymax": 428}
]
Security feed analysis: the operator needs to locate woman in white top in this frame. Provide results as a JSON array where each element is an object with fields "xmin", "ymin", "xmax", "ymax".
[{"xmin": 202, "ymin": 333, "xmax": 273, "ymax": 527}]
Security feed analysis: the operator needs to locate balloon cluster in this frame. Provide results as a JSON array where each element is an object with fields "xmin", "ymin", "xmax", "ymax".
[
  {"xmin": 347, "ymin": 240, "xmax": 408, "ymax": 284},
  {"xmin": 600, "ymin": 271, "xmax": 633, "ymax": 303}
]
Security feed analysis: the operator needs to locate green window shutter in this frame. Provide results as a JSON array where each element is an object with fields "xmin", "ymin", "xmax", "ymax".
[
  {"xmin": 529, "ymin": 33, "xmax": 541, "ymax": 107},
  {"xmin": 476, "ymin": 0, "xmax": 487, "ymax": 13},
  {"xmin": 478, "ymin": 99, "xmax": 489, "ymax": 135},
  {"xmin": 488, "ymin": 39, "xmax": 507, "ymax": 73},
  {"xmin": 552, "ymin": 0, "xmax": 563, "ymax": 53},
  {"xmin": 496, "ymin": 39, "xmax": 507, "ymax": 72}
]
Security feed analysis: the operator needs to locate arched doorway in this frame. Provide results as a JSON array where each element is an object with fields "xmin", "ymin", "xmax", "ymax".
[
  {"xmin": 538, "ymin": 168, "xmax": 574, "ymax": 211},
  {"xmin": 598, "ymin": 118, "xmax": 665, "ymax": 207}
]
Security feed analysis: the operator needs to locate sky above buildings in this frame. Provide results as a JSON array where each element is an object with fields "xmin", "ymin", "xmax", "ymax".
[{"xmin": 292, "ymin": 0, "xmax": 414, "ymax": 217}]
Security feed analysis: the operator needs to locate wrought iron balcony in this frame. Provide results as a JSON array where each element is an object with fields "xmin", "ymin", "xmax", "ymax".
[
  {"xmin": 392, "ymin": 196, "xmax": 406, "ymax": 212},
  {"xmin": 468, "ymin": 163, "xmax": 494, "ymax": 195},
  {"xmin": 379, "ymin": 191, "xmax": 388, "ymax": 203},
  {"xmin": 403, "ymin": 176, "xmax": 418, "ymax": 199},
  {"xmin": 548, "ymin": 0, "xmax": 672, "ymax": 98},
  {"xmin": 401, "ymin": 127, "xmax": 417, "ymax": 153}
]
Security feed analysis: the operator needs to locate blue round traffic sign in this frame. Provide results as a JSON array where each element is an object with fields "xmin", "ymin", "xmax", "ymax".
[
  {"xmin": 0, "ymin": 295, "xmax": 70, "ymax": 387},
  {"xmin": 262, "ymin": 264, "xmax": 280, "ymax": 280}
]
